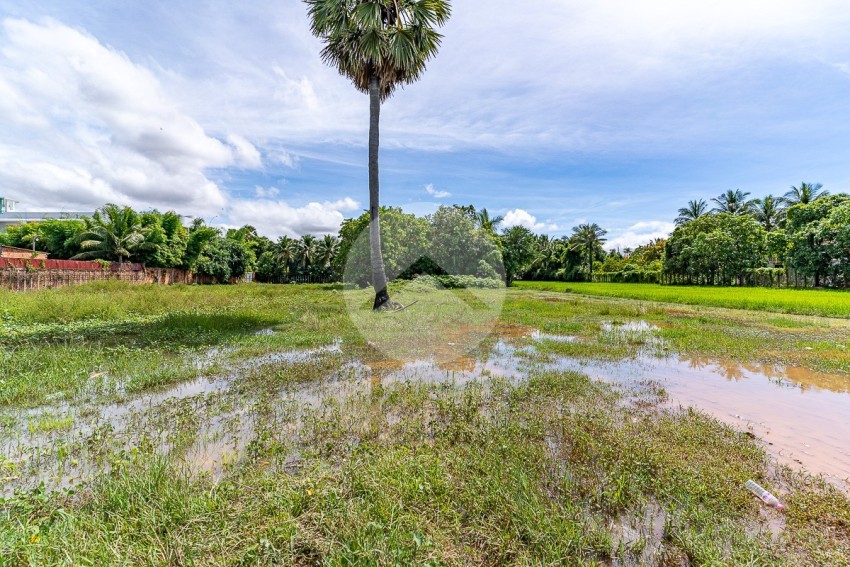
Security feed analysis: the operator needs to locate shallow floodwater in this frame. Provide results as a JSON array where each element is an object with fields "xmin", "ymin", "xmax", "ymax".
[{"xmin": 3, "ymin": 323, "xmax": 849, "ymax": 496}]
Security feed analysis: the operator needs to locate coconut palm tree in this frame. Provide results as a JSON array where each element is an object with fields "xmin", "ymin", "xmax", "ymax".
[
  {"xmin": 306, "ymin": 0, "xmax": 451, "ymax": 309},
  {"xmin": 72, "ymin": 204, "xmax": 145, "ymax": 265},
  {"xmin": 569, "ymin": 223, "xmax": 607, "ymax": 278},
  {"xmin": 476, "ymin": 208, "xmax": 504, "ymax": 234},
  {"xmin": 297, "ymin": 234, "xmax": 318, "ymax": 273},
  {"xmin": 675, "ymin": 199, "xmax": 708, "ymax": 226},
  {"xmin": 782, "ymin": 182, "xmax": 828, "ymax": 206},
  {"xmin": 275, "ymin": 236, "xmax": 298, "ymax": 277},
  {"xmin": 316, "ymin": 234, "xmax": 340, "ymax": 274},
  {"xmin": 751, "ymin": 195, "xmax": 785, "ymax": 231},
  {"xmin": 711, "ymin": 189, "xmax": 753, "ymax": 215}
]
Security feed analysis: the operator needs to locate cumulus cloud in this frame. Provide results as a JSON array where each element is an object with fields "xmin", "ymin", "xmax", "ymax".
[
  {"xmin": 607, "ymin": 221, "xmax": 675, "ymax": 251},
  {"xmin": 227, "ymin": 197, "xmax": 361, "ymax": 239},
  {"xmin": 0, "ymin": 18, "xmax": 260, "ymax": 214},
  {"xmin": 424, "ymin": 184, "xmax": 451, "ymax": 199},
  {"xmin": 502, "ymin": 209, "xmax": 558, "ymax": 232}
]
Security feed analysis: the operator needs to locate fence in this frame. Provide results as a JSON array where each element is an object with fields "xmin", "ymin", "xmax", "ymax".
[{"xmin": 0, "ymin": 267, "xmax": 217, "ymax": 291}]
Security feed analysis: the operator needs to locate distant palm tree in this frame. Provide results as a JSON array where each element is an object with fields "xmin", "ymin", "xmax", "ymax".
[
  {"xmin": 476, "ymin": 208, "xmax": 504, "ymax": 233},
  {"xmin": 711, "ymin": 190, "xmax": 753, "ymax": 215},
  {"xmin": 306, "ymin": 0, "xmax": 451, "ymax": 309},
  {"xmin": 751, "ymin": 195, "xmax": 785, "ymax": 231},
  {"xmin": 782, "ymin": 182, "xmax": 828, "ymax": 206},
  {"xmin": 297, "ymin": 234, "xmax": 318, "ymax": 272},
  {"xmin": 569, "ymin": 223, "xmax": 607, "ymax": 278},
  {"xmin": 675, "ymin": 199, "xmax": 708, "ymax": 226},
  {"xmin": 275, "ymin": 236, "xmax": 297, "ymax": 276},
  {"xmin": 72, "ymin": 204, "xmax": 144, "ymax": 264},
  {"xmin": 316, "ymin": 234, "xmax": 340, "ymax": 270}
]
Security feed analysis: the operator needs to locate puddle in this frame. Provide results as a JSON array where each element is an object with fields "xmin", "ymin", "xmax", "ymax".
[
  {"xmin": 531, "ymin": 330, "xmax": 577, "ymax": 343},
  {"xmin": 549, "ymin": 353, "xmax": 850, "ymax": 485}
]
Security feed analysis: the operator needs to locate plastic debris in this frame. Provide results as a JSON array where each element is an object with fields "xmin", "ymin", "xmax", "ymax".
[{"xmin": 745, "ymin": 480, "xmax": 784, "ymax": 510}]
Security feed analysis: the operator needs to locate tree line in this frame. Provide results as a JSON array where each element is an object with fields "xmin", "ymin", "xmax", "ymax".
[
  {"xmin": 0, "ymin": 204, "xmax": 339, "ymax": 283},
  {"xmin": 664, "ymin": 183, "xmax": 850, "ymax": 287}
]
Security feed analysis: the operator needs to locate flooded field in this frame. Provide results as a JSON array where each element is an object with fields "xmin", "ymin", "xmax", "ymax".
[
  {"xmin": 3, "ymin": 284, "xmax": 850, "ymax": 564},
  {"xmin": 4, "ymin": 319, "xmax": 848, "ymax": 497}
]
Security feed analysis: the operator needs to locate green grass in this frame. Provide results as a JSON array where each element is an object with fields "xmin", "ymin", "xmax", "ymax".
[
  {"xmin": 1, "ymin": 281, "xmax": 849, "ymax": 564},
  {"xmin": 515, "ymin": 281, "xmax": 850, "ymax": 318}
]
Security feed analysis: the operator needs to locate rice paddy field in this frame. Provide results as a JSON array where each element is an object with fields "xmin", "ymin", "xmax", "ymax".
[
  {"xmin": 1, "ymin": 281, "xmax": 849, "ymax": 565},
  {"xmin": 515, "ymin": 281, "xmax": 850, "ymax": 318}
]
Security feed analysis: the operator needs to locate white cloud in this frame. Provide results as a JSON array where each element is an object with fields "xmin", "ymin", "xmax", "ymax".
[
  {"xmin": 503, "ymin": 209, "xmax": 558, "ymax": 232},
  {"xmin": 607, "ymin": 221, "xmax": 675, "ymax": 251},
  {"xmin": 424, "ymin": 184, "xmax": 451, "ymax": 199},
  {"xmin": 228, "ymin": 135, "xmax": 262, "ymax": 168},
  {"xmin": 227, "ymin": 197, "xmax": 361, "ymax": 239},
  {"xmin": 254, "ymin": 186, "xmax": 279, "ymax": 198},
  {"xmin": 0, "ymin": 18, "xmax": 262, "ymax": 214}
]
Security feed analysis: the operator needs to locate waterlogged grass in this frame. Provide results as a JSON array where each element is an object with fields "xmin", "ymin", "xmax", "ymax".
[
  {"xmin": 516, "ymin": 281, "xmax": 850, "ymax": 318},
  {"xmin": 1, "ymin": 281, "xmax": 849, "ymax": 564},
  {"xmin": 3, "ymin": 370, "xmax": 847, "ymax": 564}
]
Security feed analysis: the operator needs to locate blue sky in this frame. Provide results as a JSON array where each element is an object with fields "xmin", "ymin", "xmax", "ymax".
[{"xmin": 2, "ymin": 1, "xmax": 850, "ymax": 248}]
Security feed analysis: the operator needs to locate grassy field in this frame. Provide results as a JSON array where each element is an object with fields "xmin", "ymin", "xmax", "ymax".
[
  {"xmin": 515, "ymin": 281, "xmax": 850, "ymax": 318},
  {"xmin": 1, "ymin": 282, "xmax": 849, "ymax": 565}
]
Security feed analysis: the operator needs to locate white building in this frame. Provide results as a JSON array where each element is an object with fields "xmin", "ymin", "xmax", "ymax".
[{"xmin": 0, "ymin": 199, "xmax": 93, "ymax": 232}]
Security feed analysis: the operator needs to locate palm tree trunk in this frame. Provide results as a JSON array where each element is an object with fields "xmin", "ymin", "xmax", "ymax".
[{"xmin": 368, "ymin": 73, "xmax": 391, "ymax": 310}]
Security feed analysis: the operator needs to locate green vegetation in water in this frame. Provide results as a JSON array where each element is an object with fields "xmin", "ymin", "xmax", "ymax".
[{"xmin": 1, "ymin": 281, "xmax": 849, "ymax": 564}]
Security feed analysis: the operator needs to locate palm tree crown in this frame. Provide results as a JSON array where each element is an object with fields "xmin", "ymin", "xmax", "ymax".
[
  {"xmin": 675, "ymin": 199, "xmax": 708, "ymax": 226},
  {"xmin": 751, "ymin": 195, "xmax": 785, "ymax": 232},
  {"xmin": 782, "ymin": 182, "xmax": 828, "ymax": 206},
  {"xmin": 476, "ymin": 208, "xmax": 504, "ymax": 233},
  {"xmin": 569, "ymin": 223, "xmax": 607, "ymax": 277},
  {"xmin": 72, "ymin": 204, "xmax": 145, "ymax": 264},
  {"xmin": 711, "ymin": 189, "xmax": 753, "ymax": 215},
  {"xmin": 306, "ymin": 0, "xmax": 451, "ymax": 100}
]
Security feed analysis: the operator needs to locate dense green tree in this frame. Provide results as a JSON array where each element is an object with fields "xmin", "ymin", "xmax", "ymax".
[
  {"xmin": 306, "ymin": 0, "xmax": 452, "ymax": 309},
  {"xmin": 338, "ymin": 207, "xmax": 432, "ymax": 286},
  {"xmin": 184, "ymin": 219, "xmax": 220, "ymax": 269},
  {"xmin": 786, "ymin": 194, "xmax": 850, "ymax": 287},
  {"xmin": 72, "ymin": 204, "xmax": 144, "ymax": 264},
  {"xmin": 137, "ymin": 210, "xmax": 188, "ymax": 268},
  {"xmin": 193, "ymin": 237, "xmax": 249, "ymax": 282},
  {"xmin": 428, "ymin": 206, "xmax": 502, "ymax": 279},
  {"xmin": 500, "ymin": 226, "xmax": 537, "ymax": 285},
  {"xmin": 665, "ymin": 214, "xmax": 766, "ymax": 285}
]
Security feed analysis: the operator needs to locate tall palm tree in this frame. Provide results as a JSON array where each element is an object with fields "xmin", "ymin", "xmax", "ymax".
[
  {"xmin": 711, "ymin": 189, "xmax": 753, "ymax": 215},
  {"xmin": 569, "ymin": 223, "xmax": 607, "ymax": 278},
  {"xmin": 72, "ymin": 204, "xmax": 144, "ymax": 265},
  {"xmin": 306, "ymin": 0, "xmax": 452, "ymax": 310},
  {"xmin": 782, "ymin": 182, "xmax": 828, "ymax": 206},
  {"xmin": 675, "ymin": 199, "xmax": 708, "ymax": 226},
  {"xmin": 476, "ymin": 208, "xmax": 504, "ymax": 234},
  {"xmin": 751, "ymin": 195, "xmax": 785, "ymax": 232}
]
